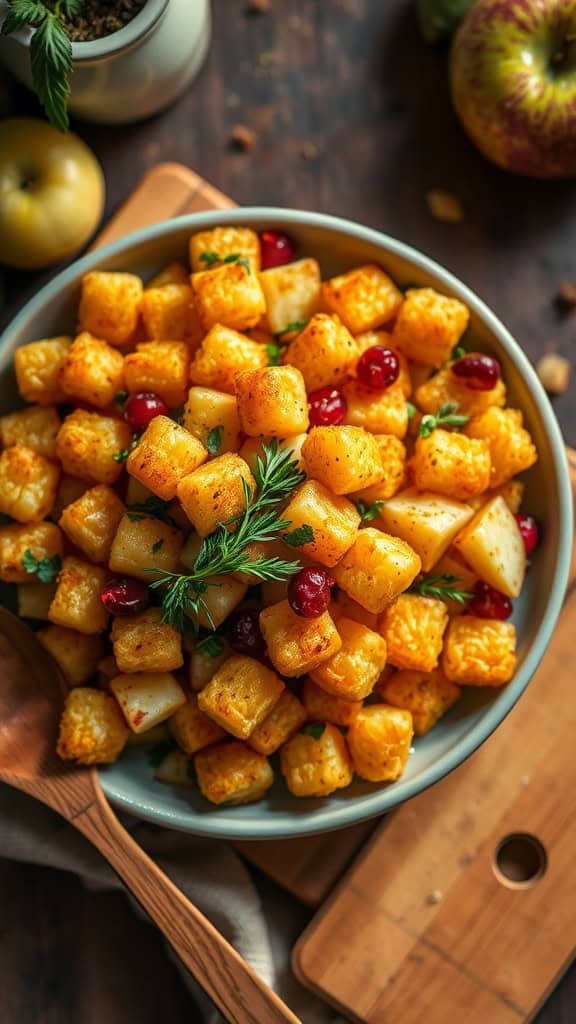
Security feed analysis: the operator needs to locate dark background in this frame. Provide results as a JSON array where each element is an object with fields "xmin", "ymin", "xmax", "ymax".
[{"xmin": 0, "ymin": 1, "xmax": 574, "ymax": 1020}]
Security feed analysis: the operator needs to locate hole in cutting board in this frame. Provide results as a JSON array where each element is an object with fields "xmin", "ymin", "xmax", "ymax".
[{"xmin": 493, "ymin": 833, "xmax": 547, "ymax": 889}]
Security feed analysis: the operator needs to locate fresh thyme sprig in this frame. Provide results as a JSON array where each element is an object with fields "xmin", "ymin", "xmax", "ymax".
[
  {"xmin": 410, "ymin": 573, "xmax": 474, "ymax": 604},
  {"xmin": 418, "ymin": 402, "xmax": 469, "ymax": 438},
  {"xmin": 149, "ymin": 441, "xmax": 305, "ymax": 632}
]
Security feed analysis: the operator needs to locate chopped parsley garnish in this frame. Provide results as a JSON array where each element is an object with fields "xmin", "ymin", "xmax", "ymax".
[
  {"xmin": 114, "ymin": 390, "xmax": 129, "ymax": 412},
  {"xmin": 21, "ymin": 550, "xmax": 61, "ymax": 584},
  {"xmin": 151, "ymin": 539, "xmax": 165, "ymax": 555},
  {"xmin": 266, "ymin": 343, "xmax": 282, "ymax": 366},
  {"xmin": 282, "ymin": 524, "xmax": 314, "ymax": 547},
  {"xmin": 206, "ymin": 425, "xmax": 224, "ymax": 455},
  {"xmin": 418, "ymin": 402, "xmax": 469, "ymax": 438},
  {"xmin": 273, "ymin": 320, "xmax": 308, "ymax": 339},
  {"xmin": 302, "ymin": 723, "xmax": 326, "ymax": 740},
  {"xmin": 195, "ymin": 634, "xmax": 225, "ymax": 658},
  {"xmin": 354, "ymin": 499, "xmax": 385, "ymax": 523}
]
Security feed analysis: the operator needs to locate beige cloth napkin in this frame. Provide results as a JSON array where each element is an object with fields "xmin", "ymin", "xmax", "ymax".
[{"xmin": 0, "ymin": 784, "xmax": 344, "ymax": 1023}]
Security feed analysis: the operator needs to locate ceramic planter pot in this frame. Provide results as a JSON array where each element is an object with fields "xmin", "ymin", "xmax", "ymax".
[{"xmin": 0, "ymin": 0, "xmax": 211, "ymax": 124}]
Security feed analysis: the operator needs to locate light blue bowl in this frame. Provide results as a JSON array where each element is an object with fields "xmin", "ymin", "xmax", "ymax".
[{"xmin": 1, "ymin": 209, "xmax": 572, "ymax": 839}]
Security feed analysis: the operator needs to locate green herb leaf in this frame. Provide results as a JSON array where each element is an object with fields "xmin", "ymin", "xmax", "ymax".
[
  {"xmin": 126, "ymin": 497, "xmax": 179, "ymax": 528},
  {"xmin": 266, "ymin": 343, "xmax": 282, "ymax": 366},
  {"xmin": 151, "ymin": 539, "xmax": 164, "ymax": 555},
  {"xmin": 170, "ymin": 404, "xmax": 185, "ymax": 426},
  {"xmin": 199, "ymin": 251, "xmax": 219, "ymax": 267},
  {"xmin": 114, "ymin": 390, "xmax": 129, "ymax": 412},
  {"xmin": 148, "ymin": 740, "xmax": 176, "ymax": 768},
  {"xmin": 273, "ymin": 320, "xmax": 308, "ymax": 339},
  {"xmin": 30, "ymin": 12, "xmax": 72, "ymax": 132},
  {"xmin": 1, "ymin": 0, "xmax": 46, "ymax": 35},
  {"xmin": 302, "ymin": 723, "xmax": 326, "ymax": 740},
  {"xmin": 406, "ymin": 401, "xmax": 417, "ymax": 421},
  {"xmin": 62, "ymin": 0, "xmax": 83, "ymax": 16},
  {"xmin": 206, "ymin": 425, "xmax": 224, "ymax": 456},
  {"xmin": 354, "ymin": 499, "xmax": 385, "ymax": 523},
  {"xmin": 283, "ymin": 524, "xmax": 314, "ymax": 548},
  {"xmin": 195, "ymin": 634, "xmax": 225, "ymax": 658},
  {"xmin": 113, "ymin": 448, "xmax": 130, "ymax": 464},
  {"xmin": 199, "ymin": 252, "xmax": 251, "ymax": 273},
  {"xmin": 418, "ymin": 402, "xmax": 469, "ymax": 438},
  {"xmin": 410, "ymin": 573, "xmax": 474, "ymax": 604},
  {"xmin": 452, "ymin": 346, "xmax": 466, "ymax": 360},
  {"xmin": 22, "ymin": 549, "xmax": 61, "ymax": 584}
]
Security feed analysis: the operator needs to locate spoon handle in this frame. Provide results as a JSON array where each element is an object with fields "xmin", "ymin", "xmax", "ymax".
[{"xmin": 73, "ymin": 783, "xmax": 301, "ymax": 1024}]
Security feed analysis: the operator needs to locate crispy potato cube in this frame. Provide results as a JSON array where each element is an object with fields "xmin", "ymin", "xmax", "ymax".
[
  {"xmin": 354, "ymin": 331, "xmax": 412, "ymax": 396},
  {"xmin": 192, "ymin": 576, "xmax": 248, "ymax": 629},
  {"xmin": 0, "ymin": 446, "xmax": 59, "ymax": 522},
  {"xmin": 126, "ymin": 415, "xmax": 207, "ymax": 501},
  {"xmin": 464, "ymin": 407, "xmax": 538, "ymax": 488},
  {"xmin": 78, "ymin": 271, "xmax": 143, "ymax": 347},
  {"xmin": 195, "ymin": 740, "xmax": 274, "ymax": 805},
  {"xmin": 190, "ymin": 226, "xmax": 261, "ymax": 273},
  {"xmin": 392, "ymin": 288, "xmax": 469, "ymax": 367},
  {"xmin": 302, "ymin": 426, "xmax": 384, "ymax": 495},
  {"xmin": 453, "ymin": 495, "xmax": 526, "ymax": 598},
  {"xmin": 170, "ymin": 693, "xmax": 226, "ymax": 754},
  {"xmin": 412, "ymin": 429, "xmax": 491, "ymax": 501},
  {"xmin": 322, "ymin": 265, "xmax": 403, "ymax": 334},
  {"xmin": 198, "ymin": 655, "xmax": 284, "ymax": 739},
  {"xmin": 0, "ymin": 404, "xmax": 60, "ymax": 458},
  {"xmin": 235, "ymin": 366, "xmax": 309, "ymax": 437},
  {"xmin": 56, "ymin": 410, "xmax": 132, "ymax": 485},
  {"xmin": 380, "ymin": 487, "xmax": 474, "ymax": 571},
  {"xmin": 380, "ymin": 593, "xmax": 448, "ymax": 672},
  {"xmin": 38, "ymin": 625, "xmax": 105, "ymax": 686},
  {"xmin": 124, "ymin": 341, "xmax": 189, "ymax": 408},
  {"xmin": 57, "ymin": 688, "xmax": 129, "ymax": 764},
  {"xmin": 0, "ymin": 521, "xmax": 62, "ymax": 583},
  {"xmin": 332, "ymin": 527, "xmax": 421, "ymax": 614},
  {"xmin": 280, "ymin": 723, "xmax": 353, "ymax": 797},
  {"xmin": 248, "ymin": 690, "xmax": 307, "ymax": 756},
  {"xmin": 141, "ymin": 284, "xmax": 196, "ymax": 341},
  {"xmin": 258, "ymin": 257, "xmax": 321, "ymax": 334},
  {"xmin": 347, "ymin": 705, "xmax": 413, "ymax": 782},
  {"xmin": 281, "ymin": 480, "xmax": 360, "ymax": 567},
  {"xmin": 189, "ymin": 324, "xmax": 267, "ymax": 395},
  {"xmin": 442, "ymin": 616, "xmax": 517, "ymax": 686},
  {"xmin": 59, "ymin": 484, "xmax": 125, "ymax": 564},
  {"xmin": 302, "ymin": 678, "xmax": 362, "ymax": 726},
  {"xmin": 59, "ymin": 332, "xmax": 125, "ymax": 409},
  {"xmin": 379, "ymin": 668, "xmax": 461, "ymax": 736},
  {"xmin": 51, "ymin": 474, "xmax": 90, "ymax": 522},
  {"xmin": 259, "ymin": 600, "xmax": 342, "ymax": 677},
  {"xmin": 183, "ymin": 387, "xmax": 241, "ymax": 455},
  {"xmin": 111, "ymin": 608, "xmax": 183, "ymax": 674},
  {"xmin": 108, "ymin": 515, "xmax": 183, "ymax": 582},
  {"xmin": 343, "ymin": 380, "xmax": 408, "ymax": 439},
  {"xmin": 111, "ymin": 671, "xmax": 186, "ymax": 732},
  {"xmin": 415, "ymin": 363, "xmax": 506, "ymax": 417},
  {"xmin": 17, "ymin": 581, "xmax": 57, "ymax": 619},
  {"xmin": 191, "ymin": 262, "xmax": 266, "ymax": 331},
  {"xmin": 14, "ymin": 336, "xmax": 72, "ymax": 405},
  {"xmin": 330, "ymin": 591, "xmax": 379, "ymax": 631},
  {"xmin": 49, "ymin": 556, "xmax": 108, "ymax": 634},
  {"xmin": 352, "ymin": 435, "xmax": 407, "ymax": 504},
  {"xmin": 310, "ymin": 616, "xmax": 387, "ymax": 700},
  {"xmin": 188, "ymin": 642, "xmax": 231, "ymax": 691},
  {"xmin": 177, "ymin": 453, "xmax": 255, "ymax": 536},
  {"xmin": 147, "ymin": 261, "xmax": 189, "ymax": 288},
  {"xmin": 155, "ymin": 749, "xmax": 195, "ymax": 786},
  {"xmin": 285, "ymin": 314, "xmax": 358, "ymax": 390}
]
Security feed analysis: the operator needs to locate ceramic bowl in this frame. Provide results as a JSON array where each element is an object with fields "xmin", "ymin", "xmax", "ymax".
[{"xmin": 0, "ymin": 209, "xmax": 572, "ymax": 839}]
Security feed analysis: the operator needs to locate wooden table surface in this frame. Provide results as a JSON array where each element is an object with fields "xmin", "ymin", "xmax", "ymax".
[{"xmin": 0, "ymin": 1, "xmax": 574, "ymax": 1021}]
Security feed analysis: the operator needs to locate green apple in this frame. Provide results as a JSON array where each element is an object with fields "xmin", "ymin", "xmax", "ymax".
[
  {"xmin": 450, "ymin": 0, "xmax": 576, "ymax": 178},
  {"xmin": 0, "ymin": 118, "xmax": 105, "ymax": 269}
]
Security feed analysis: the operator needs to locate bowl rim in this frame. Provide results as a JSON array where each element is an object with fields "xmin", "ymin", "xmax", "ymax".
[{"xmin": 2, "ymin": 207, "xmax": 572, "ymax": 840}]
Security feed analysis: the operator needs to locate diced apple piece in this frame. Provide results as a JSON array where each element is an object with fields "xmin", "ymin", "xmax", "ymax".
[
  {"xmin": 380, "ymin": 487, "xmax": 474, "ymax": 572},
  {"xmin": 110, "ymin": 672, "xmax": 186, "ymax": 733},
  {"xmin": 453, "ymin": 495, "xmax": 526, "ymax": 598}
]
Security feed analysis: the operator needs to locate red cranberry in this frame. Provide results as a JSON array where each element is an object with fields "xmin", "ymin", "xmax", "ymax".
[
  {"xmin": 451, "ymin": 353, "xmax": 501, "ymax": 391},
  {"xmin": 124, "ymin": 392, "xmax": 168, "ymax": 432},
  {"xmin": 308, "ymin": 386, "xmax": 347, "ymax": 426},
  {"xmin": 101, "ymin": 578, "xmax": 150, "ymax": 616},
  {"xmin": 227, "ymin": 609, "xmax": 265, "ymax": 657},
  {"xmin": 356, "ymin": 346, "xmax": 400, "ymax": 391},
  {"xmin": 468, "ymin": 581, "xmax": 512, "ymax": 620},
  {"xmin": 259, "ymin": 230, "xmax": 295, "ymax": 269},
  {"xmin": 514, "ymin": 513, "xmax": 540, "ymax": 556},
  {"xmin": 288, "ymin": 566, "xmax": 335, "ymax": 619}
]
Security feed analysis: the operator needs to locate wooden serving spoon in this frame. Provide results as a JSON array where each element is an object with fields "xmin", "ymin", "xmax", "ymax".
[{"xmin": 0, "ymin": 608, "xmax": 301, "ymax": 1024}]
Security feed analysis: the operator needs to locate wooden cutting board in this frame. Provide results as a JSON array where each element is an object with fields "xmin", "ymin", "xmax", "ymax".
[
  {"xmin": 293, "ymin": 455, "xmax": 576, "ymax": 1023},
  {"xmin": 91, "ymin": 162, "xmax": 375, "ymax": 903}
]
